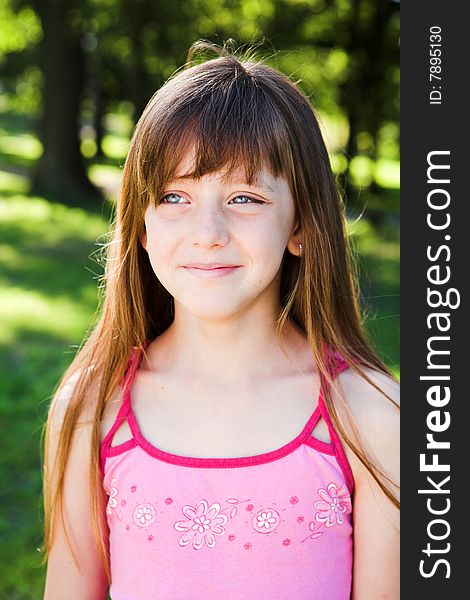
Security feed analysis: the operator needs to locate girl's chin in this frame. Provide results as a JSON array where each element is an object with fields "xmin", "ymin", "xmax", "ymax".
[{"xmin": 173, "ymin": 299, "xmax": 254, "ymax": 322}]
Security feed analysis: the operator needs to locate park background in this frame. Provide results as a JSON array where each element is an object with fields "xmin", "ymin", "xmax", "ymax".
[{"xmin": 0, "ymin": 0, "xmax": 399, "ymax": 596}]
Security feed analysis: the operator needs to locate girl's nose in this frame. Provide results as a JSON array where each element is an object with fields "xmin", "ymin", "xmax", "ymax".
[{"xmin": 191, "ymin": 203, "xmax": 229, "ymax": 248}]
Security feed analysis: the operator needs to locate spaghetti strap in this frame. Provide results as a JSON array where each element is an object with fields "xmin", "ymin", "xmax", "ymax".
[
  {"xmin": 100, "ymin": 342, "xmax": 149, "ymax": 475},
  {"xmin": 317, "ymin": 351, "xmax": 355, "ymax": 494}
]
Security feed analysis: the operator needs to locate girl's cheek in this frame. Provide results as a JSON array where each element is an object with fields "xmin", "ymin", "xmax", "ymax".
[{"xmin": 147, "ymin": 223, "xmax": 179, "ymax": 251}]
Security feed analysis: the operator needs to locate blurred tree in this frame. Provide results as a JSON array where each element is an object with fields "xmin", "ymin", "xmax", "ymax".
[
  {"xmin": 336, "ymin": 0, "xmax": 399, "ymax": 199},
  {"xmin": 1, "ymin": 0, "xmax": 398, "ymax": 213},
  {"xmin": 259, "ymin": 0, "xmax": 399, "ymax": 198},
  {"xmin": 29, "ymin": 0, "xmax": 102, "ymax": 204}
]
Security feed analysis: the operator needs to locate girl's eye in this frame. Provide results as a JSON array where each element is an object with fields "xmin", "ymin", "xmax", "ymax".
[
  {"xmin": 161, "ymin": 194, "xmax": 264, "ymax": 205},
  {"xmin": 229, "ymin": 195, "xmax": 264, "ymax": 205},
  {"xmin": 161, "ymin": 193, "xmax": 187, "ymax": 204}
]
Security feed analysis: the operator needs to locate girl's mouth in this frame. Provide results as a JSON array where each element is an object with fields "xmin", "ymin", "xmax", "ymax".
[{"xmin": 182, "ymin": 265, "xmax": 242, "ymax": 278}]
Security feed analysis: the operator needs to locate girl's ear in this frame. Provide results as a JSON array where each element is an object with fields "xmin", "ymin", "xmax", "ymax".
[
  {"xmin": 286, "ymin": 222, "xmax": 302, "ymax": 257},
  {"xmin": 141, "ymin": 230, "xmax": 147, "ymax": 251}
]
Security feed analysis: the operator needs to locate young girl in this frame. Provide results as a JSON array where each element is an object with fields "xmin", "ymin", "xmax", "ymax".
[{"xmin": 42, "ymin": 40, "xmax": 399, "ymax": 599}]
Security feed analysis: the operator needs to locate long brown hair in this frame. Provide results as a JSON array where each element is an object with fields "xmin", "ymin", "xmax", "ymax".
[{"xmin": 41, "ymin": 40, "xmax": 399, "ymax": 583}]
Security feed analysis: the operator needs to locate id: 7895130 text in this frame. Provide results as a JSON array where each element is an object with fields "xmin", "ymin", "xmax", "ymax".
[{"xmin": 429, "ymin": 25, "xmax": 442, "ymax": 105}]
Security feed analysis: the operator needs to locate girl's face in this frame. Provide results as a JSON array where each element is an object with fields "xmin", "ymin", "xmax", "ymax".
[{"xmin": 142, "ymin": 148, "xmax": 302, "ymax": 322}]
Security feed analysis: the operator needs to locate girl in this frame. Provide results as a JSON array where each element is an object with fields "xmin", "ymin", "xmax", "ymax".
[{"xmin": 42, "ymin": 40, "xmax": 399, "ymax": 599}]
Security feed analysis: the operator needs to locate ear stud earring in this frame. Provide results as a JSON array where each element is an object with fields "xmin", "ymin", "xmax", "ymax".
[{"xmin": 298, "ymin": 243, "xmax": 303, "ymax": 257}]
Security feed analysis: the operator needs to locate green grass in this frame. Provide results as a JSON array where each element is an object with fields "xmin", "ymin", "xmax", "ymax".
[
  {"xmin": 0, "ymin": 109, "xmax": 399, "ymax": 598},
  {"xmin": 0, "ymin": 193, "xmax": 108, "ymax": 598}
]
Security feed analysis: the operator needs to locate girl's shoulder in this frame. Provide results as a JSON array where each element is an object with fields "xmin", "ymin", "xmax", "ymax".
[
  {"xmin": 333, "ymin": 367, "xmax": 400, "ymax": 598},
  {"xmin": 56, "ymin": 367, "xmax": 126, "ymax": 443},
  {"xmin": 336, "ymin": 366, "xmax": 400, "ymax": 424},
  {"xmin": 333, "ymin": 366, "xmax": 400, "ymax": 490},
  {"xmin": 51, "ymin": 365, "xmax": 124, "ymax": 445},
  {"xmin": 50, "ymin": 366, "xmax": 97, "ymax": 429}
]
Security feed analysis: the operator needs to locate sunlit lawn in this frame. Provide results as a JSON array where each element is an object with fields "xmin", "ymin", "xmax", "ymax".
[
  {"xmin": 0, "ymin": 109, "xmax": 399, "ymax": 598},
  {"xmin": 0, "ymin": 193, "xmax": 108, "ymax": 598}
]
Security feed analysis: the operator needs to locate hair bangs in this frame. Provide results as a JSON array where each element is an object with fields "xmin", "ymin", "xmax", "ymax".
[{"xmin": 144, "ymin": 63, "xmax": 294, "ymax": 207}]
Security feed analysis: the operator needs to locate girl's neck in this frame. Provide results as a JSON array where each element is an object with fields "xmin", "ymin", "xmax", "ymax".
[{"xmin": 144, "ymin": 307, "xmax": 312, "ymax": 386}]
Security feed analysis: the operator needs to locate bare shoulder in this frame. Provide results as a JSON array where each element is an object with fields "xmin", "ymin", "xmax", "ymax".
[
  {"xmin": 333, "ymin": 367, "xmax": 400, "ymax": 490},
  {"xmin": 49, "ymin": 368, "xmax": 93, "ymax": 431},
  {"xmin": 333, "ymin": 367, "xmax": 400, "ymax": 598},
  {"xmin": 51, "ymin": 366, "xmax": 123, "ymax": 437},
  {"xmin": 337, "ymin": 366, "xmax": 400, "ymax": 415}
]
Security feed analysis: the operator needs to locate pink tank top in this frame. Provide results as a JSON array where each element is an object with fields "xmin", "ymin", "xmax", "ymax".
[{"xmin": 100, "ymin": 342, "xmax": 354, "ymax": 600}]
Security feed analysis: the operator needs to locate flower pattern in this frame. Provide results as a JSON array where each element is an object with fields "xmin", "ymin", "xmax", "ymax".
[
  {"xmin": 301, "ymin": 482, "xmax": 351, "ymax": 543},
  {"xmin": 106, "ymin": 478, "xmax": 118, "ymax": 515},
  {"xmin": 174, "ymin": 499, "xmax": 228, "ymax": 550},
  {"xmin": 106, "ymin": 477, "xmax": 350, "ymax": 550},
  {"xmin": 314, "ymin": 482, "xmax": 351, "ymax": 527},
  {"xmin": 252, "ymin": 508, "xmax": 281, "ymax": 534},
  {"xmin": 133, "ymin": 502, "xmax": 157, "ymax": 527}
]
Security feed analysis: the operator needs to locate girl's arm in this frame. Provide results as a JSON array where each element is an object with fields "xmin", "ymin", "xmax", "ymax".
[
  {"xmin": 43, "ymin": 375, "xmax": 109, "ymax": 600},
  {"xmin": 338, "ymin": 369, "xmax": 400, "ymax": 600}
]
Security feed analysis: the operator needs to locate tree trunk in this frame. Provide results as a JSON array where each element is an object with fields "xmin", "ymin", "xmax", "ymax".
[
  {"xmin": 31, "ymin": 0, "xmax": 103, "ymax": 207},
  {"xmin": 93, "ymin": 79, "xmax": 106, "ymax": 160},
  {"xmin": 337, "ymin": 0, "xmax": 361, "ymax": 200},
  {"xmin": 122, "ymin": 0, "xmax": 148, "ymax": 119}
]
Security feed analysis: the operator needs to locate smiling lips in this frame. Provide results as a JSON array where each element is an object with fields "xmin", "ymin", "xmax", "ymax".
[
  {"xmin": 183, "ymin": 263, "xmax": 239, "ymax": 269},
  {"xmin": 182, "ymin": 263, "xmax": 241, "ymax": 278}
]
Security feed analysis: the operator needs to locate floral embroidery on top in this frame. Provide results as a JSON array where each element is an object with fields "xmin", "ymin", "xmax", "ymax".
[
  {"xmin": 174, "ymin": 499, "xmax": 228, "ymax": 550},
  {"xmin": 314, "ymin": 482, "xmax": 351, "ymax": 527},
  {"xmin": 173, "ymin": 496, "xmax": 251, "ymax": 550},
  {"xmin": 106, "ymin": 478, "xmax": 118, "ymax": 515},
  {"xmin": 252, "ymin": 508, "xmax": 281, "ymax": 534},
  {"xmin": 282, "ymin": 538, "xmax": 292, "ymax": 546},
  {"xmin": 133, "ymin": 502, "xmax": 157, "ymax": 527},
  {"xmin": 109, "ymin": 479, "xmax": 349, "ymax": 548},
  {"xmin": 301, "ymin": 482, "xmax": 351, "ymax": 543}
]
